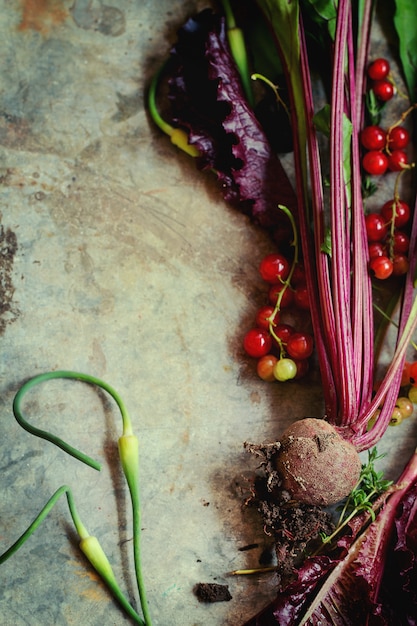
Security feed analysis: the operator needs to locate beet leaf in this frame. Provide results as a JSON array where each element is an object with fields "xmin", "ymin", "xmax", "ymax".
[{"xmin": 393, "ymin": 0, "xmax": 417, "ymax": 102}]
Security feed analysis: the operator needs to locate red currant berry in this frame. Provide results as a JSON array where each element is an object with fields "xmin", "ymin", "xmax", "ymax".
[
  {"xmin": 362, "ymin": 150, "xmax": 389, "ymax": 175},
  {"xmin": 409, "ymin": 361, "xmax": 417, "ymax": 387},
  {"xmin": 372, "ymin": 79, "xmax": 395, "ymax": 102},
  {"xmin": 392, "ymin": 253, "xmax": 409, "ymax": 276},
  {"xmin": 392, "ymin": 231, "xmax": 410, "ymax": 254},
  {"xmin": 390, "ymin": 407, "xmax": 403, "ymax": 426},
  {"xmin": 368, "ymin": 242, "xmax": 386, "ymax": 259},
  {"xmin": 381, "ymin": 199, "xmax": 410, "ymax": 228},
  {"xmin": 360, "ymin": 125, "xmax": 386, "ymax": 151},
  {"xmin": 286, "ymin": 332, "xmax": 314, "ymax": 360},
  {"xmin": 365, "ymin": 213, "xmax": 388, "ymax": 242},
  {"xmin": 401, "ymin": 361, "xmax": 412, "ymax": 386},
  {"xmin": 255, "ymin": 305, "xmax": 280, "ymax": 330},
  {"xmin": 259, "ymin": 253, "xmax": 290, "ymax": 283},
  {"xmin": 291, "ymin": 262, "xmax": 306, "ymax": 286},
  {"xmin": 369, "ymin": 255, "xmax": 393, "ymax": 279},
  {"xmin": 273, "ymin": 323, "xmax": 295, "ymax": 343},
  {"xmin": 257, "ymin": 354, "xmax": 278, "ymax": 382},
  {"xmin": 367, "ymin": 58, "xmax": 390, "ymax": 81},
  {"xmin": 273, "ymin": 358, "xmax": 297, "ymax": 382},
  {"xmin": 388, "ymin": 149, "xmax": 408, "ymax": 171},
  {"xmin": 293, "ymin": 359, "xmax": 309, "ymax": 379},
  {"xmin": 243, "ymin": 328, "xmax": 272, "ymax": 358},
  {"xmin": 395, "ymin": 397, "xmax": 414, "ymax": 419},
  {"xmin": 293, "ymin": 285, "xmax": 310, "ymax": 310},
  {"xmin": 387, "ymin": 126, "xmax": 410, "ymax": 150},
  {"xmin": 272, "ymin": 223, "xmax": 292, "ymax": 244},
  {"xmin": 268, "ymin": 283, "xmax": 294, "ymax": 308}
]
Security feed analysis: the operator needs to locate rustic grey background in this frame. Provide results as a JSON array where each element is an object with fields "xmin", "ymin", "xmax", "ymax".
[{"xmin": 0, "ymin": 2, "xmax": 416, "ymax": 625}]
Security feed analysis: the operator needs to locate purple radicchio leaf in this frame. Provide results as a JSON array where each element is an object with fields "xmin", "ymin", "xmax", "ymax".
[
  {"xmin": 167, "ymin": 9, "xmax": 297, "ymax": 231},
  {"xmin": 377, "ymin": 483, "xmax": 417, "ymax": 625},
  {"xmin": 243, "ymin": 556, "xmax": 335, "ymax": 626},
  {"xmin": 243, "ymin": 519, "xmax": 386, "ymax": 626}
]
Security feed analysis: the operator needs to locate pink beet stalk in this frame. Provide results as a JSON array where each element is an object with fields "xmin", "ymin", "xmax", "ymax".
[{"xmin": 257, "ymin": 0, "xmax": 417, "ymax": 451}]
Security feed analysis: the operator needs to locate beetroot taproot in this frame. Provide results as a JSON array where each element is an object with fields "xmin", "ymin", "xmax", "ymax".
[{"xmin": 275, "ymin": 418, "xmax": 361, "ymax": 506}]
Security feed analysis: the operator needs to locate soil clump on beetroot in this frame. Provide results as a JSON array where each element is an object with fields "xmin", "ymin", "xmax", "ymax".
[{"xmin": 245, "ymin": 440, "xmax": 335, "ymax": 586}]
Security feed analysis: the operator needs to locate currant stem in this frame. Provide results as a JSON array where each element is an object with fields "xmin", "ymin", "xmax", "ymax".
[
  {"xmin": 251, "ymin": 73, "xmax": 289, "ymax": 116},
  {"xmin": 268, "ymin": 205, "xmax": 299, "ymax": 350},
  {"xmin": 386, "ymin": 102, "xmax": 417, "ymax": 154}
]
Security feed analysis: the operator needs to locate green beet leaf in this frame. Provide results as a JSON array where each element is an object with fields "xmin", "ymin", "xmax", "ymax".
[{"xmin": 393, "ymin": 0, "xmax": 417, "ymax": 101}]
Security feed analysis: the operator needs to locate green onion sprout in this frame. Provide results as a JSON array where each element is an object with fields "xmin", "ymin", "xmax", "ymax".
[{"xmin": 2, "ymin": 370, "xmax": 153, "ymax": 625}]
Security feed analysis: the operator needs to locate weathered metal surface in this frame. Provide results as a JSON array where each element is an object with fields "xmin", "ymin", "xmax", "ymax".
[{"xmin": 0, "ymin": 2, "xmax": 416, "ymax": 625}]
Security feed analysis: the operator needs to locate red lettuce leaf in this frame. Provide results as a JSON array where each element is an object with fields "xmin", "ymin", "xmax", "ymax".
[
  {"xmin": 167, "ymin": 9, "xmax": 297, "ymax": 230},
  {"xmin": 376, "ymin": 484, "xmax": 417, "ymax": 625},
  {"xmin": 243, "ymin": 556, "xmax": 335, "ymax": 626}
]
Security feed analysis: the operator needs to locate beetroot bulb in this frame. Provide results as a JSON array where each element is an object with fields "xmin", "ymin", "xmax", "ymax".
[{"xmin": 274, "ymin": 418, "xmax": 361, "ymax": 506}]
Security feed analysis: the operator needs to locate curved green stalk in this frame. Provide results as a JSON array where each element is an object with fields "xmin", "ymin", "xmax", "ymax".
[
  {"xmin": 13, "ymin": 370, "xmax": 134, "ymax": 469},
  {"xmin": 80, "ymin": 533, "xmax": 145, "ymax": 625},
  {"xmin": 0, "ymin": 486, "xmax": 77, "ymax": 564},
  {"xmin": 119, "ymin": 435, "xmax": 152, "ymax": 626},
  {"xmin": 147, "ymin": 63, "xmax": 176, "ymax": 137},
  {"xmin": 11, "ymin": 370, "xmax": 152, "ymax": 625},
  {"xmin": 0, "ymin": 485, "xmax": 144, "ymax": 624},
  {"xmin": 148, "ymin": 64, "xmax": 199, "ymax": 158},
  {"xmin": 251, "ymin": 72, "xmax": 289, "ymax": 115}
]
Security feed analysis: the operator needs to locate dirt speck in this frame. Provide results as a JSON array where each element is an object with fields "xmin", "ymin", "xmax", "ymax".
[
  {"xmin": 193, "ymin": 582, "xmax": 232, "ymax": 603},
  {"xmin": 250, "ymin": 390, "xmax": 261, "ymax": 404}
]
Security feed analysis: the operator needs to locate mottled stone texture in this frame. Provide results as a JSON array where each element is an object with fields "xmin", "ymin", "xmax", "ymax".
[{"xmin": 0, "ymin": 3, "xmax": 415, "ymax": 626}]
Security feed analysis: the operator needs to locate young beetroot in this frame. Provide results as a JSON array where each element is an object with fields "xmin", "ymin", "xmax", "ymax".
[{"xmin": 274, "ymin": 419, "xmax": 361, "ymax": 506}]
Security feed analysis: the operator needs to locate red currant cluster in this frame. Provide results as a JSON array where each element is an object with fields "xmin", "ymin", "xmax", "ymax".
[
  {"xmin": 367, "ymin": 57, "xmax": 395, "ymax": 102},
  {"xmin": 361, "ymin": 57, "xmax": 414, "ymax": 280},
  {"xmin": 383, "ymin": 361, "xmax": 417, "ymax": 426},
  {"xmin": 365, "ymin": 198, "xmax": 410, "ymax": 279},
  {"xmin": 361, "ymin": 122, "xmax": 410, "ymax": 176},
  {"xmin": 360, "ymin": 59, "xmax": 410, "ymax": 176},
  {"xmin": 368, "ymin": 360, "xmax": 417, "ymax": 429},
  {"xmin": 361, "ymin": 58, "xmax": 412, "ymax": 176},
  {"xmin": 242, "ymin": 253, "xmax": 313, "ymax": 382}
]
